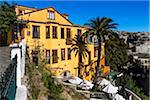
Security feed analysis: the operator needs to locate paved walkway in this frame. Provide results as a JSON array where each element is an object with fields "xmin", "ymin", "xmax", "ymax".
[{"xmin": 0, "ymin": 46, "xmax": 11, "ymax": 80}]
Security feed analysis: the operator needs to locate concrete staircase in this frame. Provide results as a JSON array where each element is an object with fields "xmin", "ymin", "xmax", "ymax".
[{"xmin": 0, "ymin": 46, "xmax": 11, "ymax": 79}]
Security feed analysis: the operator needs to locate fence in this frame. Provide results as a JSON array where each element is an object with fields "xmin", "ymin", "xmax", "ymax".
[
  {"xmin": 0, "ymin": 39, "xmax": 27, "ymax": 100},
  {"xmin": 0, "ymin": 55, "xmax": 17, "ymax": 100}
]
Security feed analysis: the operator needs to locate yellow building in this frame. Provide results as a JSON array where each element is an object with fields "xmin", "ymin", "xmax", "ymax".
[{"xmin": 14, "ymin": 5, "xmax": 109, "ymax": 80}]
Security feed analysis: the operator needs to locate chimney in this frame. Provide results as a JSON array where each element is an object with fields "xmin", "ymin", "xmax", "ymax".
[{"xmin": 62, "ymin": 13, "xmax": 69, "ymax": 19}]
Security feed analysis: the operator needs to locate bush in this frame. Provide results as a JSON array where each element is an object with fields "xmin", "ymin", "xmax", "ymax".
[
  {"xmin": 116, "ymin": 74, "xmax": 149, "ymax": 99},
  {"xmin": 42, "ymin": 69, "xmax": 64, "ymax": 100}
]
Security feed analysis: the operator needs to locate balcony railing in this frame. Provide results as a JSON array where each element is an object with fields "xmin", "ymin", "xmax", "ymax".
[{"xmin": 66, "ymin": 38, "xmax": 72, "ymax": 45}]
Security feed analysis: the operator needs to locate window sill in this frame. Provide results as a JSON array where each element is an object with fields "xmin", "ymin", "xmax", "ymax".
[
  {"xmin": 52, "ymin": 62, "xmax": 58, "ymax": 64},
  {"xmin": 47, "ymin": 18, "xmax": 55, "ymax": 20},
  {"xmin": 32, "ymin": 37, "xmax": 40, "ymax": 39}
]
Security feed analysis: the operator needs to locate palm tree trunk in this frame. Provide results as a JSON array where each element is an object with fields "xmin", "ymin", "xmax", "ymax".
[
  {"xmin": 93, "ymin": 42, "xmax": 101, "ymax": 84},
  {"xmin": 78, "ymin": 53, "xmax": 82, "ymax": 78}
]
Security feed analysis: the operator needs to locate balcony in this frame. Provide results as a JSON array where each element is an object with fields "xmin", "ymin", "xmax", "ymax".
[{"xmin": 66, "ymin": 38, "xmax": 72, "ymax": 45}]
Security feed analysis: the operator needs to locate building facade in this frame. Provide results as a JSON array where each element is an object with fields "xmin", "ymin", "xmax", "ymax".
[
  {"xmin": 133, "ymin": 53, "xmax": 150, "ymax": 72},
  {"xmin": 14, "ymin": 5, "xmax": 109, "ymax": 80}
]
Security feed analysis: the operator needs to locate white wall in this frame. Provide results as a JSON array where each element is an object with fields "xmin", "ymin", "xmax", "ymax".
[
  {"xmin": 136, "ymin": 44, "xmax": 150, "ymax": 54},
  {"xmin": 9, "ymin": 39, "xmax": 27, "ymax": 100}
]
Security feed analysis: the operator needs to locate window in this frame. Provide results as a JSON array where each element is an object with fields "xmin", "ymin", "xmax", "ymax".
[
  {"xmin": 67, "ymin": 48, "xmax": 71, "ymax": 60},
  {"xmin": 77, "ymin": 29, "xmax": 82, "ymax": 36},
  {"xmin": 67, "ymin": 28, "xmax": 71, "ymax": 39},
  {"xmin": 46, "ymin": 26, "xmax": 50, "ymax": 38},
  {"xmin": 32, "ymin": 25, "xmax": 40, "ymax": 38},
  {"xmin": 145, "ymin": 60, "xmax": 147, "ymax": 63},
  {"xmin": 61, "ymin": 48, "xmax": 65, "ymax": 60},
  {"xmin": 52, "ymin": 26, "xmax": 57, "ymax": 38},
  {"xmin": 52, "ymin": 50, "xmax": 58, "ymax": 63},
  {"xmin": 18, "ymin": 10, "xmax": 25, "ymax": 15},
  {"xmin": 90, "ymin": 36, "xmax": 93, "ymax": 43},
  {"xmin": 19, "ymin": 10, "xmax": 23, "ymax": 14},
  {"xmin": 46, "ymin": 50, "xmax": 50, "ymax": 64},
  {"xmin": 94, "ymin": 47, "xmax": 98, "ymax": 57},
  {"xmin": 32, "ymin": 51, "xmax": 38, "ymax": 66},
  {"xmin": 48, "ymin": 10, "xmax": 55, "ymax": 20},
  {"xmin": 61, "ymin": 28, "xmax": 64, "ymax": 39},
  {"xmin": 88, "ymin": 51, "xmax": 91, "ymax": 64}
]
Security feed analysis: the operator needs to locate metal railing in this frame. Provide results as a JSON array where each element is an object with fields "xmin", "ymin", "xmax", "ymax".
[{"xmin": 0, "ymin": 55, "xmax": 17, "ymax": 100}]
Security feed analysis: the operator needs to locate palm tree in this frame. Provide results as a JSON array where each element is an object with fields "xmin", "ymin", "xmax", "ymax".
[
  {"xmin": 71, "ymin": 33, "xmax": 89, "ymax": 78},
  {"xmin": 84, "ymin": 17, "xmax": 118, "ymax": 84}
]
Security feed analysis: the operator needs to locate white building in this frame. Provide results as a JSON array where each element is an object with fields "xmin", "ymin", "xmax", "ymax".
[
  {"xmin": 133, "ymin": 53, "xmax": 150, "ymax": 71},
  {"xmin": 136, "ymin": 43, "xmax": 150, "ymax": 54}
]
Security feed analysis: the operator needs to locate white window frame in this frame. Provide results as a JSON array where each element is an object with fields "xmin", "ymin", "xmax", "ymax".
[{"xmin": 48, "ymin": 10, "xmax": 55, "ymax": 20}]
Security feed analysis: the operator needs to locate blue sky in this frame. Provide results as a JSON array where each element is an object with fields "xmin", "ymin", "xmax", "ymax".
[{"xmin": 8, "ymin": 0, "xmax": 149, "ymax": 32}]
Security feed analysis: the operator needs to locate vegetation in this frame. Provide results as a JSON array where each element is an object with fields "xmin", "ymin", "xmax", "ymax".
[
  {"xmin": 25, "ymin": 42, "xmax": 64, "ymax": 100},
  {"xmin": 105, "ymin": 33, "xmax": 149, "ymax": 99},
  {"xmin": 84, "ymin": 17, "xmax": 118, "ymax": 85},
  {"xmin": 1, "ymin": 1, "xmax": 146, "ymax": 99},
  {"xmin": 71, "ymin": 33, "xmax": 89, "ymax": 78},
  {"xmin": 26, "ymin": 42, "xmax": 87, "ymax": 100},
  {"xmin": 116, "ymin": 74, "xmax": 149, "ymax": 100},
  {"xmin": 105, "ymin": 32, "xmax": 128, "ymax": 71},
  {"xmin": 0, "ymin": 1, "xmax": 17, "ymax": 45},
  {"xmin": 42, "ymin": 69, "xmax": 64, "ymax": 100}
]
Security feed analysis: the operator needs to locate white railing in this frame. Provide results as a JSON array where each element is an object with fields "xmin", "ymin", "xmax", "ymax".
[
  {"xmin": 9, "ymin": 39, "xmax": 27, "ymax": 100},
  {"xmin": 125, "ymin": 88, "xmax": 142, "ymax": 100}
]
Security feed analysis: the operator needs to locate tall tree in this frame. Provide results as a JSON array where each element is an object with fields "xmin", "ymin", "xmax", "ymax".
[
  {"xmin": 71, "ymin": 33, "xmax": 89, "ymax": 78},
  {"xmin": 84, "ymin": 17, "xmax": 118, "ymax": 84},
  {"xmin": 105, "ymin": 32, "xmax": 128, "ymax": 72},
  {"xmin": 0, "ymin": 1, "xmax": 17, "ymax": 45}
]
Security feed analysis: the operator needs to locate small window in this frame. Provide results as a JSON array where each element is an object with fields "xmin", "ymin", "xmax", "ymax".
[
  {"xmin": 90, "ymin": 36, "xmax": 93, "ymax": 43},
  {"xmin": 61, "ymin": 48, "xmax": 65, "ymax": 60},
  {"xmin": 52, "ymin": 50, "xmax": 58, "ymax": 63},
  {"xmin": 88, "ymin": 51, "xmax": 91, "ymax": 64},
  {"xmin": 32, "ymin": 25, "xmax": 40, "ymax": 38},
  {"xmin": 46, "ymin": 50, "xmax": 50, "ymax": 64},
  {"xmin": 61, "ymin": 28, "xmax": 64, "ymax": 39},
  {"xmin": 94, "ymin": 47, "xmax": 98, "ymax": 57},
  {"xmin": 141, "ymin": 62, "xmax": 144, "ymax": 65},
  {"xmin": 46, "ymin": 26, "xmax": 50, "ymax": 38},
  {"xmin": 32, "ymin": 51, "xmax": 38, "ymax": 66},
  {"xmin": 67, "ymin": 28, "xmax": 71, "ymax": 39},
  {"xmin": 19, "ymin": 10, "xmax": 23, "ymax": 14},
  {"xmin": 67, "ymin": 48, "xmax": 71, "ymax": 60},
  {"xmin": 48, "ymin": 10, "xmax": 55, "ymax": 20},
  {"xmin": 145, "ymin": 60, "xmax": 147, "ymax": 63},
  {"xmin": 52, "ymin": 26, "xmax": 57, "ymax": 38},
  {"xmin": 77, "ymin": 29, "xmax": 82, "ymax": 35}
]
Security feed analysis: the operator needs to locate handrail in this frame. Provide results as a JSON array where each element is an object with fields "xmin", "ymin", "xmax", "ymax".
[
  {"xmin": 3, "ymin": 61, "xmax": 17, "ymax": 97},
  {"xmin": 1, "ymin": 55, "xmax": 17, "ymax": 99},
  {"xmin": 125, "ymin": 88, "xmax": 142, "ymax": 100}
]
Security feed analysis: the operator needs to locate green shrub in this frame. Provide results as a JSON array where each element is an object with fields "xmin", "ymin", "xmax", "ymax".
[
  {"xmin": 116, "ymin": 74, "xmax": 149, "ymax": 99},
  {"xmin": 42, "ymin": 69, "xmax": 64, "ymax": 100}
]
